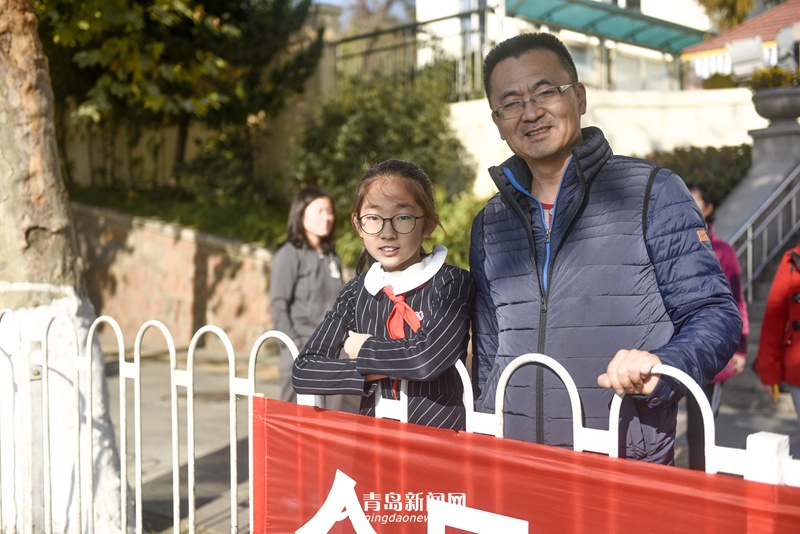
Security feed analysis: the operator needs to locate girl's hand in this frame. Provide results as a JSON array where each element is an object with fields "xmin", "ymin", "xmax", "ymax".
[
  {"xmin": 731, "ymin": 354, "xmax": 747, "ymax": 377},
  {"xmin": 344, "ymin": 331, "xmax": 372, "ymax": 359}
]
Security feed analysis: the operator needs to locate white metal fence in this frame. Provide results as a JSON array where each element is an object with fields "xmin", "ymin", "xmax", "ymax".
[{"xmin": 1, "ymin": 310, "xmax": 799, "ymax": 533}]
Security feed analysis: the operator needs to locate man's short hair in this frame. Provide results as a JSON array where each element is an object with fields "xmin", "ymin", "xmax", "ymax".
[{"xmin": 483, "ymin": 32, "xmax": 580, "ymax": 103}]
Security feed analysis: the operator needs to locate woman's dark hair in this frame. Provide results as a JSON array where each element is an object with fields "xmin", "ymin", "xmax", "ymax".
[
  {"xmin": 483, "ymin": 32, "xmax": 579, "ymax": 104},
  {"xmin": 351, "ymin": 159, "xmax": 443, "ymax": 274},
  {"xmin": 285, "ymin": 186, "xmax": 336, "ymax": 253}
]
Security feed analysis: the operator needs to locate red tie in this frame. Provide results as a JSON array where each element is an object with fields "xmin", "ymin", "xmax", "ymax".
[{"xmin": 381, "ymin": 286, "xmax": 421, "ymax": 339}]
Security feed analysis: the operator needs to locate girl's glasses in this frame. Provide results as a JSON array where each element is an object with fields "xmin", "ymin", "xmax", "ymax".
[{"xmin": 357, "ymin": 213, "xmax": 424, "ymax": 235}]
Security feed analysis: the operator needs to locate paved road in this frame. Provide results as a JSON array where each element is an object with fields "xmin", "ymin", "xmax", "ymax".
[{"xmin": 103, "ymin": 342, "xmax": 800, "ymax": 533}]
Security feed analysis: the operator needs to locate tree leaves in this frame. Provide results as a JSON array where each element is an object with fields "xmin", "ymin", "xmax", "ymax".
[
  {"xmin": 289, "ymin": 59, "xmax": 478, "ymax": 267},
  {"xmin": 36, "ymin": 1, "xmax": 323, "ymax": 126},
  {"xmin": 35, "ymin": 0, "xmax": 324, "ymax": 175}
]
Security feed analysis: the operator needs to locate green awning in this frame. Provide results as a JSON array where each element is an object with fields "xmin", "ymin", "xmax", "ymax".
[{"xmin": 506, "ymin": 0, "xmax": 710, "ymax": 55}]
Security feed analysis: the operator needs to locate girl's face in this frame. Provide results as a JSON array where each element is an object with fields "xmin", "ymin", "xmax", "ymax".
[
  {"xmin": 303, "ymin": 196, "xmax": 335, "ymax": 247},
  {"xmin": 353, "ymin": 178, "xmax": 434, "ymax": 272}
]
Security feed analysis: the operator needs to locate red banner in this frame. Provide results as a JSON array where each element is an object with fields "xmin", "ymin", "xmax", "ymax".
[{"xmin": 252, "ymin": 398, "xmax": 800, "ymax": 533}]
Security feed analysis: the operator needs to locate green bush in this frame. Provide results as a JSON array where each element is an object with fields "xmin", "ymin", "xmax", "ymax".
[
  {"xmin": 748, "ymin": 66, "xmax": 800, "ymax": 90},
  {"xmin": 642, "ymin": 144, "xmax": 751, "ymax": 209},
  {"xmin": 67, "ymin": 125, "xmax": 291, "ymax": 248},
  {"xmin": 67, "ymin": 184, "xmax": 288, "ymax": 249},
  {"xmin": 289, "ymin": 60, "xmax": 477, "ymax": 218},
  {"xmin": 434, "ymin": 190, "xmax": 489, "ymax": 269}
]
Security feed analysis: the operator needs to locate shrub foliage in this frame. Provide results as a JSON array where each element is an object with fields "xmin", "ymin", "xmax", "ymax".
[
  {"xmin": 290, "ymin": 61, "xmax": 477, "ymax": 211},
  {"xmin": 288, "ymin": 60, "xmax": 479, "ymax": 267},
  {"xmin": 643, "ymin": 144, "xmax": 751, "ymax": 209}
]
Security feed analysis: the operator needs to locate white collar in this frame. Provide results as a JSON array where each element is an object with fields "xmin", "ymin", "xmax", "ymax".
[{"xmin": 364, "ymin": 245, "xmax": 447, "ymax": 296}]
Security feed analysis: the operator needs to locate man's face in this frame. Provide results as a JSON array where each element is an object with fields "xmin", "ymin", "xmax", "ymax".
[{"xmin": 489, "ymin": 50, "xmax": 586, "ymax": 171}]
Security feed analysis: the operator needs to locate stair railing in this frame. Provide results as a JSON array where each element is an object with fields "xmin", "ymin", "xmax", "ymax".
[{"xmin": 729, "ymin": 161, "xmax": 800, "ymax": 302}]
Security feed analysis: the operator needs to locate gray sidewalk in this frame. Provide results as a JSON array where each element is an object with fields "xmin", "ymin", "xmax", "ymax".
[
  {"xmin": 104, "ymin": 338, "xmax": 282, "ymax": 533},
  {"xmin": 103, "ymin": 343, "xmax": 800, "ymax": 533},
  {"xmin": 676, "ymin": 364, "xmax": 800, "ymax": 468},
  {"xmin": 675, "ymin": 381, "xmax": 800, "ymax": 468}
]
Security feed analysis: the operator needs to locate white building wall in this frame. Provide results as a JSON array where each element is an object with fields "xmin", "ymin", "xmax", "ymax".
[{"xmin": 640, "ymin": 0, "xmax": 712, "ymax": 31}]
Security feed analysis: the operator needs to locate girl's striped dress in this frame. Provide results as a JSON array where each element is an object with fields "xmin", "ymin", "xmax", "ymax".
[{"xmin": 292, "ymin": 246, "xmax": 474, "ymax": 430}]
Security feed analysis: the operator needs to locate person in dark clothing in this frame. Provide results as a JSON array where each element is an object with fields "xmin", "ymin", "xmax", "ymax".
[
  {"xmin": 293, "ymin": 159, "xmax": 474, "ymax": 430},
  {"xmin": 470, "ymin": 32, "xmax": 742, "ymax": 464}
]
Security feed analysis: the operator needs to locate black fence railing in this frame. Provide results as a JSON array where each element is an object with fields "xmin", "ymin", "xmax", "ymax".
[{"xmin": 333, "ymin": 9, "xmax": 494, "ymax": 102}]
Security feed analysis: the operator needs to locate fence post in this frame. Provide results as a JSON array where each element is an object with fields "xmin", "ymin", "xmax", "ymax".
[
  {"xmin": 744, "ymin": 432, "xmax": 791, "ymax": 484},
  {"xmin": 20, "ymin": 340, "xmax": 44, "ymax": 533}
]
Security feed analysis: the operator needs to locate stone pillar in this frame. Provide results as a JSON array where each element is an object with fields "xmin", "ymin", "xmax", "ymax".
[{"xmin": 714, "ymin": 88, "xmax": 800, "ymax": 241}]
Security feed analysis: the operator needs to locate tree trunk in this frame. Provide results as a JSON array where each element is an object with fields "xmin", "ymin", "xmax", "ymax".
[
  {"xmin": 0, "ymin": 2, "xmax": 124, "ymax": 532},
  {"xmin": 0, "ymin": 2, "xmax": 78, "ymax": 295}
]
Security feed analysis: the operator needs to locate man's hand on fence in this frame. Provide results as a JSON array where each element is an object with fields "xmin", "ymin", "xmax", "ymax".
[{"xmin": 597, "ymin": 349, "xmax": 662, "ymax": 396}]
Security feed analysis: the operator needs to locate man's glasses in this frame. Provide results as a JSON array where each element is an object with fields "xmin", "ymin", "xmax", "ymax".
[
  {"xmin": 492, "ymin": 82, "xmax": 579, "ymax": 119},
  {"xmin": 357, "ymin": 213, "xmax": 424, "ymax": 235}
]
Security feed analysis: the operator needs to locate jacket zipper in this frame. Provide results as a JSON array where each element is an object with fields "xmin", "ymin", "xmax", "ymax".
[
  {"xmin": 536, "ymin": 226, "xmax": 552, "ymax": 442},
  {"xmin": 491, "ymin": 159, "xmax": 589, "ymax": 446},
  {"xmin": 490, "ymin": 166, "xmax": 549, "ymax": 443},
  {"xmin": 537, "ymin": 166, "xmax": 587, "ymax": 443}
]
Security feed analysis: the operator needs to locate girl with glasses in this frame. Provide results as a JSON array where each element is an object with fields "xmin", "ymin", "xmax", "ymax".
[{"xmin": 292, "ymin": 159, "xmax": 475, "ymax": 430}]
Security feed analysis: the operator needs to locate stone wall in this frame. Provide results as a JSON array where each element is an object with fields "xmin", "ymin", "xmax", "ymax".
[{"xmin": 71, "ymin": 203, "xmax": 274, "ymax": 353}]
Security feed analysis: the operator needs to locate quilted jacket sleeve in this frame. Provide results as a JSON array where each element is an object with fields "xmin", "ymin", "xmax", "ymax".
[
  {"xmin": 643, "ymin": 169, "xmax": 742, "ymax": 406},
  {"xmin": 469, "ymin": 208, "xmax": 499, "ymax": 399}
]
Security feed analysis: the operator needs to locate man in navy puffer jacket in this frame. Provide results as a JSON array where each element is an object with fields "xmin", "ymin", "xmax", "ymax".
[{"xmin": 470, "ymin": 32, "xmax": 742, "ymax": 464}]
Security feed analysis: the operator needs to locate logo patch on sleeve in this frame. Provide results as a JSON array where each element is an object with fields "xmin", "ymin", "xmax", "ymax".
[{"xmin": 697, "ymin": 229, "xmax": 710, "ymax": 243}]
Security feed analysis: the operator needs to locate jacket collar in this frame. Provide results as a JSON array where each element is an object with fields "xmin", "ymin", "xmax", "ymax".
[
  {"xmin": 490, "ymin": 126, "xmax": 612, "ymax": 195},
  {"xmin": 573, "ymin": 126, "xmax": 613, "ymax": 178}
]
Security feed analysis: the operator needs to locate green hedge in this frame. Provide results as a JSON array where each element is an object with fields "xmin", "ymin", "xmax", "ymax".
[{"xmin": 642, "ymin": 144, "xmax": 751, "ymax": 209}]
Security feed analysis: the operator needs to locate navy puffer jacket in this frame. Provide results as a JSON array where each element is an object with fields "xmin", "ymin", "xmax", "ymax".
[{"xmin": 469, "ymin": 127, "xmax": 742, "ymax": 463}]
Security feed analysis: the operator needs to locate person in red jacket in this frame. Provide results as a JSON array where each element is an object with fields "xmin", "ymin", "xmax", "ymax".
[{"xmin": 755, "ymin": 244, "xmax": 800, "ymax": 423}]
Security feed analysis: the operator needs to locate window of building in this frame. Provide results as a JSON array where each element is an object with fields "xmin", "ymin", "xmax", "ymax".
[
  {"xmin": 611, "ymin": 52, "xmax": 670, "ymax": 90},
  {"xmin": 626, "ymin": 0, "xmax": 641, "ymax": 11},
  {"xmin": 612, "ymin": 53, "xmax": 640, "ymax": 90},
  {"xmin": 644, "ymin": 59, "xmax": 669, "ymax": 90},
  {"xmin": 566, "ymin": 43, "xmax": 598, "ymax": 87}
]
